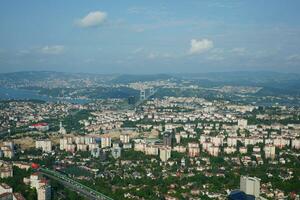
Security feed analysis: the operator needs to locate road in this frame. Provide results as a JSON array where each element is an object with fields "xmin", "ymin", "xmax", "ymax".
[{"xmin": 39, "ymin": 168, "xmax": 113, "ymax": 200}]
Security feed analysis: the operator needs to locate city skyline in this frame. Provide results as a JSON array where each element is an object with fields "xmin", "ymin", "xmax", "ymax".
[{"xmin": 0, "ymin": 2, "xmax": 300, "ymax": 199}]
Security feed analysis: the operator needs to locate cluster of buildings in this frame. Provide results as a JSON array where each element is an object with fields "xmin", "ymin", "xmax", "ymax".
[
  {"xmin": 133, "ymin": 137, "xmax": 172, "ymax": 162},
  {"xmin": 0, "ymin": 183, "xmax": 25, "ymax": 200},
  {"xmin": 1, "ymin": 96, "xmax": 300, "ymax": 199},
  {"xmin": 81, "ymin": 110, "xmax": 128, "ymax": 132},
  {"xmin": 0, "ymin": 160, "xmax": 49, "ymax": 200},
  {"xmin": 24, "ymin": 173, "xmax": 51, "ymax": 200},
  {"xmin": 59, "ymin": 133, "xmax": 134, "ymax": 160},
  {"xmin": 0, "ymin": 101, "xmax": 77, "ymax": 133},
  {"xmin": 128, "ymin": 116, "xmax": 300, "ymax": 167},
  {"xmin": 59, "ymin": 135, "xmax": 103, "ymax": 153}
]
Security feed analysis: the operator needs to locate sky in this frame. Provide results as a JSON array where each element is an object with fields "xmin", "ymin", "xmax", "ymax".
[{"xmin": 0, "ymin": 0, "xmax": 300, "ymax": 74}]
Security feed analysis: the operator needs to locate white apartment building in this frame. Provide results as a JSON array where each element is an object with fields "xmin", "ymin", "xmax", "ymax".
[
  {"xmin": 101, "ymin": 136, "xmax": 111, "ymax": 148},
  {"xmin": 0, "ymin": 183, "xmax": 12, "ymax": 195},
  {"xmin": 188, "ymin": 143, "xmax": 200, "ymax": 157},
  {"xmin": 160, "ymin": 147, "xmax": 171, "ymax": 162},
  {"xmin": 36, "ymin": 140, "xmax": 52, "ymax": 152},
  {"xmin": 240, "ymin": 176, "xmax": 260, "ymax": 198},
  {"xmin": 238, "ymin": 119, "xmax": 248, "ymax": 129},
  {"xmin": 264, "ymin": 144, "xmax": 276, "ymax": 159},
  {"xmin": 120, "ymin": 133, "xmax": 130, "ymax": 144}
]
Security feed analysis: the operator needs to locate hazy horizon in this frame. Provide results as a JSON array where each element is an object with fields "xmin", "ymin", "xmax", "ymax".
[
  {"xmin": 1, "ymin": 1, "xmax": 300, "ymax": 74},
  {"xmin": 1, "ymin": 69, "xmax": 300, "ymax": 76}
]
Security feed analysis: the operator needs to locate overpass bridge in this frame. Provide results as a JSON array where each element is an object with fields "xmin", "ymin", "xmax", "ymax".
[
  {"xmin": 135, "ymin": 88, "xmax": 157, "ymax": 108},
  {"xmin": 39, "ymin": 168, "xmax": 113, "ymax": 200}
]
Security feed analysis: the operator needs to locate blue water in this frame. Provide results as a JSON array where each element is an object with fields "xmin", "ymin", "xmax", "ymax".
[{"xmin": 0, "ymin": 87, "xmax": 91, "ymax": 104}]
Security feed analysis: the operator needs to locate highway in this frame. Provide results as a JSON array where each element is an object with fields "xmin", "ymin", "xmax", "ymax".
[{"xmin": 39, "ymin": 168, "xmax": 113, "ymax": 200}]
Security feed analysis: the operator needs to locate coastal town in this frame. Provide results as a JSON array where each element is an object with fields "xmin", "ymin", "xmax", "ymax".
[
  {"xmin": 2, "ymin": 0, "xmax": 300, "ymax": 199},
  {"xmin": 0, "ymin": 94, "xmax": 299, "ymax": 199}
]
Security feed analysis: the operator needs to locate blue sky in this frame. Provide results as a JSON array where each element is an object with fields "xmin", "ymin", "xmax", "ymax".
[{"xmin": 1, "ymin": 0, "xmax": 300, "ymax": 74}]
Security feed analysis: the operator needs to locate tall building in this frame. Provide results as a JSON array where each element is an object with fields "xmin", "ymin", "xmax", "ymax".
[
  {"xmin": 77, "ymin": 143, "xmax": 88, "ymax": 151},
  {"xmin": 36, "ymin": 140, "xmax": 52, "ymax": 152},
  {"xmin": 292, "ymin": 138, "xmax": 300, "ymax": 149},
  {"xmin": 1, "ymin": 145, "xmax": 14, "ymax": 159},
  {"xmin": 211, "ymin": 136, "xmax": 224, "ymax": 146},
  {"xmin": 227, "ymin": 137, "xmax": 238, "ymax": 147},
  {"xmin": 208, "ymin": 146, "xmax": 220, "ymax": 157},
  {"xmin": 163, "ymin": 132, "xmax": 172, "ymax": 147},
  {"xmin": 238, "ymin": 119, "xmax": 248, "ymax": 129},
  {"xmin": 240, "ymin": 176, "xmax": 260, "ymax": 198},
  {"xmin": 159, "ymin": 147, "xmax": 171, "ymax": 162},
  {"xmin": 0, "ymin": 165, "xmax": 13, "ymax": 178},
  {"xmin": 264, "ymin": 144, "xmax": 276, "ymax": 159},
  {"xmin": 28, "ymin": 173, "xmax": 51, "ymax": 200},
  {"xmin": 188, "ymin": 143, "xmax": 200, "ymax": 157},
  {"xmin": 101, "ymin": 136, "xmax": 111, "ymax": 148},
  {"xmin": 175, "ymin": 133, "xmax": 181, "ymax": 144},
  {"xmin": 1, "ymin": 141, "xmax": 14, "ymax": 159},
  {"xmin": 120, "ymin": 133, "xmax": 130, "ymax": 144},
  {"xmin": 37, "ymin": 182, "xmax": 51, "ymax": 200},
  {"xmin": 59, "ymin": 137, "xmax": 73, "ymax": 151}
]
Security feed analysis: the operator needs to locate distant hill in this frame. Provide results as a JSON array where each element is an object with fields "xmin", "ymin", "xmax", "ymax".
[
  {"xmin": 0, "ymin": 71, "xmax": 66, "ymax": 82},
  {"xmin": 111, "ymin": 74, "xmax": 174, "ymax": 84},
  {"xmin": 0, "ymin": 71, "xmax": 115, "ymax": 87},
  {"xmin": 173, "ymin": 71, "xmax": 300, "ymax": 96},
  {"xmin": 176, "ymin": 71, "xmax": 300, "ymax": 84},
  {"xmin": 1, "ymin": 71, "xmax": 300, "ymax": 96}
]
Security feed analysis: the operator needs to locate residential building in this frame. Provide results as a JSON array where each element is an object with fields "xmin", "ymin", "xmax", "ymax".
[
  {"xmin": 160, "ymin": 147, "xmax": 171, "ymax": 162},
  {"xmin": 240, "ymin": 176, "xmax": 260, "ymax": 198}
]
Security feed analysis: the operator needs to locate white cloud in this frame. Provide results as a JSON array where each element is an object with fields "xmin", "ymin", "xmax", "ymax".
[
  {"xmin": 208, "ymin": 1, "xmax": 241, "ymax": 9},
  {"xmin": 148, "ymin": 53, "xmax": 157, "ymax": 59},
  {"xmin": 76, "ymin": 11, "xmax": 107, "ymax": 28},
  {"xmin": 132, "ymin": 48, "xmax": 144, "ymax": 54},
  {"xmin": 133, "ymin": 27, "xmax": 145, "ymax": 33},
  {"xmin": 286, "ymin": 54, "xmax": 300, "ymax": 65},
  {"xmin": 286, "ymin": 54, "xmax": 300, "ymax": 61},
  {"xmin": 147, "ymin": 52, "xmax": 173, "ymax": 59},
  {"xmin": 189, "ymin": 39, "xmax": 213, "ymax": 54},
  {"xmin": 84, "ymin": 58, "xmax": 95, "ymax": 63},
  {"xmin": 207, "ymin": 54, "xmax": 224, "ymax": 61},
  {"xmin": 15, "ymin": 49, "xmax": 31, "ymax": 56},
  {"xmin": 40, "ymin": 45, "xmax": 64, "ymax": 55},
  {"xmin": 231, "ymin": 47, "xmax": 246, "ymax": 55}
]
